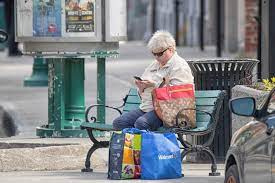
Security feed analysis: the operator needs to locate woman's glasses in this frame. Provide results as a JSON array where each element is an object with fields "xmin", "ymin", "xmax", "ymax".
[{"xmin": 152, "ymin": 48, "xmax": 169, "ymax": 57}]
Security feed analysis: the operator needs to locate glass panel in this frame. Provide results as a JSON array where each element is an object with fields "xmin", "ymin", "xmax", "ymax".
[{"xmin": 231, "ymin": 98, "xmax": 255, "ymax": 116}]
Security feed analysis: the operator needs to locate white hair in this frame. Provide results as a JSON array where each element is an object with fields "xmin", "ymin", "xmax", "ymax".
[{"xmin": 147, "ymin": 30, "xmax": 176, "ymax": 52}]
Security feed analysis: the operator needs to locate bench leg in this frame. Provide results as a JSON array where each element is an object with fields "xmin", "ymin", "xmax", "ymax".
[
  {"xmin": 81, "ymin": 129, "xmax": 109, "ymax": 172},
  {"xmin": 181, "ymin": 148, "xmax": 192, "ymax": 162},
  {"xmin": 180, "ymin": 146, "xmax": 220, "ymax": 176},
  {"xmin": 200, "ymin": 147, "xmax": 220, "ymax": 176},
  {"xmin": 177, "ymin": 134, "xmax": 192, "ymax": 149},
  {"xmin": 180, "ymin": 148, "xmax": 195, "ymax": 177},
  {"xmin": 81, "ymin": 144, "xmax": 99, "ymax": 172}
]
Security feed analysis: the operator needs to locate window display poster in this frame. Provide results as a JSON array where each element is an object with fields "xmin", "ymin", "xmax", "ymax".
[
  {"xmin": 33, "ymin": 0, "xmax": 62, "ymax": 37},
  {"xmin": 65, "ymin": 0, "xmax": 95, "ymax": 32}
]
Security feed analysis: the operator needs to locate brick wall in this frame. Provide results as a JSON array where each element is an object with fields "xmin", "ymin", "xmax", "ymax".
[{"xmin": 245, "ymin": 0, "xmax": 259, "ymax": 58}]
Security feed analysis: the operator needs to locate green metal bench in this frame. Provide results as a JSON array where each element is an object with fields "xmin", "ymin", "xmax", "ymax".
[{"xmin": 81, "ymin": 88, "xmax": 225, "ymax": 176}]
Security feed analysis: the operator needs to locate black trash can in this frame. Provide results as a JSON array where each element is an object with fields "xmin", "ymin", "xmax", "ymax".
[{"xmin": 187, "ymin": 58, "xmax": 259, "ymax": 161}]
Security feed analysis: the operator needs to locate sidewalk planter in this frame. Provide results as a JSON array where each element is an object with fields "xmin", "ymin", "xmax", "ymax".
[{"xmin": 231, "ymin": 85, "xmax": 269, "ymax": 135}]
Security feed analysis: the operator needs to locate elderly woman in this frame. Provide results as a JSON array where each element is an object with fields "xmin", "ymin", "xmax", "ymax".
[{"xmin": 113, "ymin": 30, "xmax": 194, "ymax": 131}]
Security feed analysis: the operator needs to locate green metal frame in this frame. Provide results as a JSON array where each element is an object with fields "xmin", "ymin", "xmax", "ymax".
[
  {"xmin": 37, "ymin": 58, "xmax": 87, "ymax": 137},
  {"xmin": 93, "ymin": 51, "xmax": 118, "ymax": 127},
  {"xmin": 37, "ymin": 51, "xmax": 118, "ymax": 138},
  {"xmin": 97, "ymin": 58, "xmax": 105, "ymax": 124}
]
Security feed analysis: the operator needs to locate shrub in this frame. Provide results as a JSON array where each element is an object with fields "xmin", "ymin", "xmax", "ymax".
[{"xmin": 262, "ymin": 77, "xmax": 275, "ymax": 91}]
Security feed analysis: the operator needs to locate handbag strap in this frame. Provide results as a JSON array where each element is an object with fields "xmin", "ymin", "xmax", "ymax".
[
  {"xmin": 158, "ymin": 78, "xmax": 166, "ymax": 88},
  {"xmin": 157, "ymin": 77, "xmax": 173, "ymax": 99},
  {"xmin": 159, "ymin": 77, "xmax": 171, "ymax": 88}
]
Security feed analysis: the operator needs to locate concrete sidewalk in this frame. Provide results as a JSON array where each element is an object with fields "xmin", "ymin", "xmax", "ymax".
[
  {"xmin": 0, "ymin": 170, "xmax": 224, "ymax": 183},
  {"xmin": 0, "ymin": 137, "xmax": 225, "ymax": 183},
  {"xmin": 0, "ymin": 137, "xmax": 225, "ymax": 182},
  {"xmin": 0, "ymin": 137, "xmax": 224, "ymax": 174}
]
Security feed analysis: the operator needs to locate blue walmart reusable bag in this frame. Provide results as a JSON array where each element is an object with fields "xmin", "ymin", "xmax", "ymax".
[{"xmin": 140, "ymin": 132, "xmax": 182, "ymax": 179}]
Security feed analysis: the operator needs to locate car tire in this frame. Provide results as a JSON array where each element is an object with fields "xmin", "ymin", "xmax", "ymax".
[{"xmin": 224, "ymin": 164, "xmax": 240, "ymax": 183}]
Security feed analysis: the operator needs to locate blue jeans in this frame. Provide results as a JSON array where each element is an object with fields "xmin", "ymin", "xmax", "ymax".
[{"xmin": 113, "ymin": 109, "xmax": 163, "ymax": 131}]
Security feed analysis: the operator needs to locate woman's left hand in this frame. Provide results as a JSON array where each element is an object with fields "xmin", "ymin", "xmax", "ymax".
[{"xmin": 140, "ymin": 80, "xmax": 155, "ymax": 88}]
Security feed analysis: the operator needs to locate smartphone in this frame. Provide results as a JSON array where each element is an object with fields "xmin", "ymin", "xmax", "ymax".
[{"xmin": 134, "ymin": 76, "xmax": 143, "ymax": 81}]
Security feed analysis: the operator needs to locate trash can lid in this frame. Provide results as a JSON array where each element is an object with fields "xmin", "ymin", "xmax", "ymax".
[{"xmin": 186, "ymin": 58, "xmax": 259, "ymax": 64}]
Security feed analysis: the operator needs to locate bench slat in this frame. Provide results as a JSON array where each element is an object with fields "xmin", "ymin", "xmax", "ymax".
[
  {"xmin": 125, "ymin": 95, "xmax": 219, "ymax": 106},
  {"xmin": 128, "ymin": 88, "xmax": 139, "ymax": 96},
  {"xmin": 196, "ymin": 106, "xmax": 214, "ymax": 111},
  {"xmin": 189, "ymin": 126, "xmax": 208, "ymax": 131},
  {"xmin": 195, "ymin": 98, "xmax": 217, "ymax": 106},
  {"xmin": 81, "ymin": 122, "xmax": 114, "ymax": 131},
  {"xmin": 125, "ymin": 98, "xmax": 217, "ymax": 108},
  {"xmin": 123, "ymin": 106, "xmax": 215, "ymax": 114},
  {"xmin": 123, "ymin": 103, "xmax": 140, "ymax": 112},
  {"xmin": 196, "ymin": 113, "xmax": 211, "ymax": 120},
  {"xmin": 125, "ymin": 99, "xmax": 217, "ymax": 106},
  {"xmin": 196, "ymin": 122, "xmax": 210, "ymax": 128},
  {"xmin": 196, "ymin": 115, "xmax": 210, "ymax": 124},
  {"xmin": 129, "ymin": 89, "xmax": 222, "ymax": 98},
  {"xmin": 195, "ymin": 90, "xmax": 222, "ymax": 98},
  {"xmin": 126, "ymin": 95, "xmax": 141, "ymax": 103}
]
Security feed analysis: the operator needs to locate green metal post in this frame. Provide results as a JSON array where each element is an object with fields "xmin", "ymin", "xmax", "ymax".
[
  {"xmin": 97, "ymin": 57, "xmax": 106, "ymax": 123},
  {"xmin": 64, "ymin": 58, "xmax": 85, "ymax": 127},
  {"xmin": 48, "ymin": 59, "xmax": 55, "ymax": 129},
  {"xmin": 36, "ymin": 58, "xmax": 87, "ymax": 137},
  {"xmin": 24, "ymin": 57, "xmax": 48, "ymax": 87},
  {"xmin": 53, "ymin": 59, "xmax": 64, "ymax": 134}
]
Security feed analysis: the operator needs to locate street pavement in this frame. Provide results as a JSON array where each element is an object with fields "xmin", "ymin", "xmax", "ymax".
[
  {"xmin": 0, "ymin": 137, "xmax": 225, "ymax": 182},
  {"xmin": 0, "ymin": 170, "xmax": 224, "ymax": 183},
  {"xmin": 0, "ymin": 42, "xmax": 236, "ymax": 182}
]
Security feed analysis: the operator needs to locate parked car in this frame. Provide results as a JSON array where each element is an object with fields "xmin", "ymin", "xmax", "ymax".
[{"xmin": 224, "ymin": 88, "xmax": 275, "ymax": 183}]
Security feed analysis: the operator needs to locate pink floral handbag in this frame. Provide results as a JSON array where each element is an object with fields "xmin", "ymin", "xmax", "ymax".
[{"xmin": 152, "ymin": 83, "xmax": 196, "ymax": 128}]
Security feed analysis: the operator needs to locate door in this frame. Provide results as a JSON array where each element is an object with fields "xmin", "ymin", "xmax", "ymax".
[
  {"xmin": 243, "ymin": 120, "xmax": 273, "ymax": 183},
  {"xmin": 268, "ymin": 91, "xmax": 275, "ymax": 182}
]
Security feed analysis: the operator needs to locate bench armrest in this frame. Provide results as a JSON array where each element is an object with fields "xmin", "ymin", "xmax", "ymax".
[
  {"xmin": 173, "ymin": 125, "xmax": 212, "ymax": 135},
  {"xmin": 175, "ymin": 108, "xmax": 215, "ymax": 128},
  {"xmin": 174, "ymin": 108, "xmax": 220, "ymax": 147},
  {"xmin": 85, "ymin": 104, "xmax": 122, "ymax": 123}
]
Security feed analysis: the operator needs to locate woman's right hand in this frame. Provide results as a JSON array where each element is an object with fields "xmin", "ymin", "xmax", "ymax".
[
  {"xmin": 134, "ymin": 79, "xmax": 155, "ymax": 93},
  {"xmin": 135, "ymin": 79, "xmax": 146, "ymax": 93}
]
